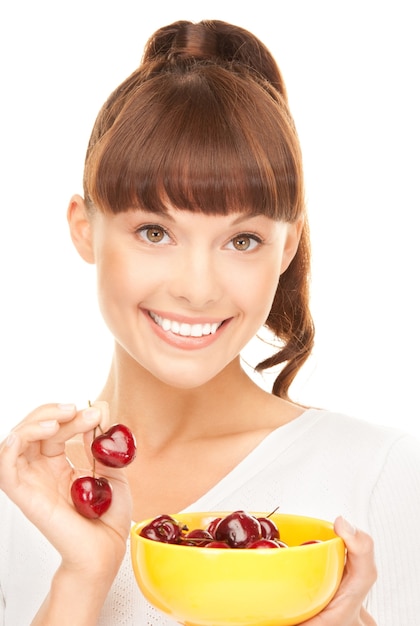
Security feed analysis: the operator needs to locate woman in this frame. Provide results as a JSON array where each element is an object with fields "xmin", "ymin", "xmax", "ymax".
[{"xmin": 1, "ymin": 19, "xmax": 418, "ymax": 625}]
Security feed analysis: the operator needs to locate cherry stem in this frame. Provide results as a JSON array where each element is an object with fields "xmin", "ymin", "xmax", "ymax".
[
  {"xmin": 92, "ymin": 426, "xmax": 97, "ymax": 477},
  {"xmin": 266, "ymin": 506, "xmax": 280, "ymax": 518}
]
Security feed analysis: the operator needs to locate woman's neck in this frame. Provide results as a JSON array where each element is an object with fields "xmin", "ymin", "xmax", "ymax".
[{"xmin": 97, "ymin": 346, "xmax": 303, "ymax": 450}]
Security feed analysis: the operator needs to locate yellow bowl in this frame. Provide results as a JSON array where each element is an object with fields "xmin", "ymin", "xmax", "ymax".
[{"xmin": 130, "ymin": 511, "xmax": 346, "ymax": 626}]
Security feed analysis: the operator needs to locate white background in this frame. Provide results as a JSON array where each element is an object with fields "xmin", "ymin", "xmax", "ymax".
[{"xmin": 0, "ymin": 1, "xmax": 419, "ymax": 440}]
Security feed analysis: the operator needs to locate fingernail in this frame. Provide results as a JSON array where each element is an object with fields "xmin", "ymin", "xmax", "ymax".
[
  {"xmin": 82, "ymin": 407, "xmax": 100, "ymax": 422},
  {"xmin": 341, "ymin": 516, "xmax": 356, "ymax": 535},
  {"xmin": 58, "ymin": 403, "xmax": 76, "ymax": 412},
  {"xmin": 6, "ymin": 432, "xmax": 17, "ymax": 447},
  {"xmin": 39, "ymin": 419, "xmax": 58, "ymax": 429}
]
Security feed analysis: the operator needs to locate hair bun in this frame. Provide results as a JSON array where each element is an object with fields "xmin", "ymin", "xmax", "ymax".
[
  {"xmin": 143, "ymin": 20, "xmax": 218, "ymax": 62},
  {"xmin": 142, "ymin": 20, "xmax": 287, "ymax": 97}
]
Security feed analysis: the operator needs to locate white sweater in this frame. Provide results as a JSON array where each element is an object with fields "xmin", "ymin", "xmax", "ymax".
[{"xmin": 1, "ymin": 409, "xmax": 420, "ymax": 625}]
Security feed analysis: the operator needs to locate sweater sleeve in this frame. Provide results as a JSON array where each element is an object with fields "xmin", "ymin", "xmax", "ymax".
[{"xmin": 365, "ymin": 433, "xmax": 420, "ymax": 624}]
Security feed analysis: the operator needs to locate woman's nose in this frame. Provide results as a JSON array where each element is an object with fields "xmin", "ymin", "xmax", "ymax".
[{"xmin": 168, "ymin": 249, "xmax": 223, "ymax": 308}]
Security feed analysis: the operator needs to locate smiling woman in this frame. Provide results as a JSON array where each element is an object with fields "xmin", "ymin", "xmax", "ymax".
[
  {"xmin": 0, "ymin": 5, "xmax": 419, "ymax": 626},
  {"xmin": 0, "ymin": 2, "xmax": 418, "ymax": 438},
  {"xmin": 69, "ymin": 201, "xmax": 299, "ymax": 389}
]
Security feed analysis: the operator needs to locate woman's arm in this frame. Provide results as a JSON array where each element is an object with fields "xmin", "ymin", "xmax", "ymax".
[
  {"xmin": 31, "ymin": 562, "xmax": 118, "ymax": 626},
  {"xmin": 0, "ymin": 402, "xmax": 132, "ymax": 625},
  {"xmin": 365, "ymin": 434, "xmax": 420, "ymax": 623}
]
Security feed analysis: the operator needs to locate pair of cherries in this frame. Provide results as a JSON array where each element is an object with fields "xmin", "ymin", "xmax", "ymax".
[{"xmin": 70, "ymin": 423, "xmax": 137, "ymax": 519}]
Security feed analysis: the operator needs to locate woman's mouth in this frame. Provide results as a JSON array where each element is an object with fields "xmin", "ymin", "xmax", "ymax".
[{"xmin": 148, "ymin": 311, "xmax": 224, "ymax": 338}]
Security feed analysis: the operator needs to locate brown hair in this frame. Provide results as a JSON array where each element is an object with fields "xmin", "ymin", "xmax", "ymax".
[{"xmin": 83, "ymin": 20, "xmax": 314, "ymax": 399}]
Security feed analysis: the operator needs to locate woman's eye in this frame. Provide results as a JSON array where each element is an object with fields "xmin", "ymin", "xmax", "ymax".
[
  {"xmin": 228, "ymin": 234, "xmax": 261, "ymax": 252},
  {"xmin": 137, "ymin": 225, "xmax": 170, "ymax": 244}
]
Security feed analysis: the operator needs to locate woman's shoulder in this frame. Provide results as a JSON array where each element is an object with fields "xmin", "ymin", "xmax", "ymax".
[
  {"xmin": 301, "ymin": 406, "xmax": 409, "ymax": 436},
  {"xmin": 299, "ymin": 407, "xmax": 420, "ymax": 463}
]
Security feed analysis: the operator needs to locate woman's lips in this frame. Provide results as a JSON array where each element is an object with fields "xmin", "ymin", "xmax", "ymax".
[{"xmin": 145, "ymin": 310, "xmax": 230, "ymax": 350}]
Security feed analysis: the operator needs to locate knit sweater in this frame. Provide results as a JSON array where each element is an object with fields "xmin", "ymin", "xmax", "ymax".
[{"xmin": 1, "ymin": 409, "xmax": 419, "ymax": 625}]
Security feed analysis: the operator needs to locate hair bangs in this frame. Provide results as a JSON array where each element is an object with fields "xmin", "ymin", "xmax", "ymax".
[{"xmin": 84, "ymin": 65, "xmax": 304, "ymax": 222}]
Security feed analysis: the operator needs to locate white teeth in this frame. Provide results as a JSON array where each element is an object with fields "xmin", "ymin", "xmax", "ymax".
[
  {"xmin": 150, "ymin": 312, "xmax": 221, "ymax": 337},
  {"xmin": 162, "ymin": 318, "xmax": 172, "ymax": 332},
  {"xmin": 191, "ymin": 323, "xmax": 203, "ymax": 337},
  {"xmin": 179, "ymin": 323, "xmax": 190, "ymax": 336}
]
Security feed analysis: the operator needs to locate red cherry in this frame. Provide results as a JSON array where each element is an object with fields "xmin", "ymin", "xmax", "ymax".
[
  {"xmin": 70, "ymin": 476, "xmax": 112, "ymax": 519},
  {"xmin": 181, "ymin": 529, "xmax": 214, "ymax": 546},
  {"xmin": 215, "ymin": 510, "xmax": 262, "ymax": 548},
  {"xmin": 247, "ymin": 538, "xmax": 281, "ymax": 549},
  {"xmin": 140, "ymin": 515, "xmax": 183, "ymax": 544},
  {"xmin": 206, "ymin": 517, "xmax": 222, "ymax": 538},
  {"xmin": 91, "ymin": 424, "xmax": 137, "ymax": 468},
  {"xmin": 257, "ymin": 516, "xmax": 280, "ymax": 541},
  {"xmin": 300, "ymin": 540, "xmax": 322, "ymax": 545},
  {"xmin": 148, "ymin": 514, "xmax": 178, "ymax": 528}
]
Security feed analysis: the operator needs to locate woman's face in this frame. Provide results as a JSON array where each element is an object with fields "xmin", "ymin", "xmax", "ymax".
[{"xmin": 84, "ymin": 205, "xmax": 301, "ymax": 388}]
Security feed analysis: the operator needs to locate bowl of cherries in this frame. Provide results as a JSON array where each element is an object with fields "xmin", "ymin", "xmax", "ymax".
[{"xmin": 130, "ymin": 509, "xmax": 346, "ymax": 626}]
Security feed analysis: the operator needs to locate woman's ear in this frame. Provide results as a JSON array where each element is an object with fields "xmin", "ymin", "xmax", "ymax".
[
  {"xmin": 280, "ymin": 217, "xmax": 304, "ymax": 274},
  {"xmin": 67, "ymin": 194, "xmax": 95, "ymax": 264}
]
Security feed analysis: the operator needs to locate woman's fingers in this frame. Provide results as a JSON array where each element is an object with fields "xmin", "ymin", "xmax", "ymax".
[
  {"xmin": 301, "ymin": 517, "xmax": 377, "ymax": 625},
  {"xmin": 4, "ymin": 402, "xmax": 109, "ymax": 460},
  {"xmin": 46, "ymin": 400, "xmax": 111, "ymax": 456},
  {"xmin": 9, "ymin": 402, "xmax": 78, "ymax": 430},
  {"xmin": 334, "ymin": 515, "xmax": 377, "ymax": 596},
  {"xmin": 40, "ymin": 406, "xmax": 101, "ymax": 458},
  {"xmin": 0, "ymin": 411, "xmax": 62, "ymax": 491},
  {"xmin": 0, "ymin": 403, "xmax": 107, "ymax": 492}
]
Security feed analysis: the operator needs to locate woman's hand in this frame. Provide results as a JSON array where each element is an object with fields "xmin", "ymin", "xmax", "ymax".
[
  {"xmin": 301, "ymin": 516, "xmax": 377, "ymax": 625},
  {"xmin": 0, "ymin": 402, "xmax": 132, "ymax": 578}
]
